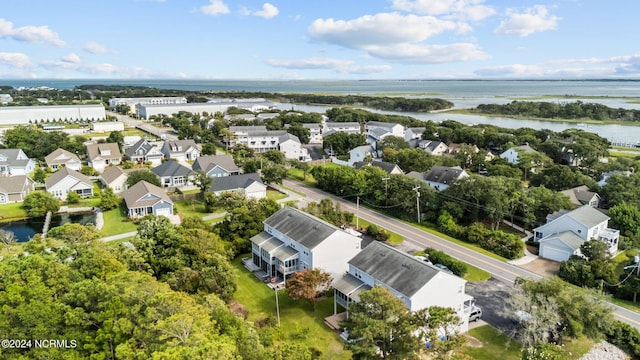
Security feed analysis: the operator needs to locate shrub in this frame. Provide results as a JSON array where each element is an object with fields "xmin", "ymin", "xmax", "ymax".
[
  {"xmin": 605, "ymin": 320, "xmax": 640, "ymax": 358},
  {"xmin": 424, "ymin": 248, "xmax": 467, "ymax": 277},
  {"xmin": 66, "ymin": 191, "xmax": 81, "ymax": 204}
]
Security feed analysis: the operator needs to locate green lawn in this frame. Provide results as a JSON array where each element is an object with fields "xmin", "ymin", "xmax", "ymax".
[
  {"xmin": 99, "ymin": 207, "xmax": 138, "ymax": 237},
  {"xmin": 355, "ymin": 218, "xmax": 404, "ymax": 246},
  {"xmin": 0, "ymin": 202, "xmax": 28, "ymax": 221},
  {"xmin": 67, "ymin": 196, "xmax": 101, "ymax": 208},
  {"xmin": 232, "ymin": 257, "xmax": 351, "ymax": 359},
  {"xmin": 462, "ymin": 325, "xmax": 521, "ymax": 360},
  {"xmin": 266, "ymin": 189, "xmax": 288, "ymax": 201},
  {"xmin": 174, "ymin": 199, "xmax": 208, "ymax": 219},
  {"xmin": 287, "ymin": 168, "xmax": 316, "ymax": 186}
]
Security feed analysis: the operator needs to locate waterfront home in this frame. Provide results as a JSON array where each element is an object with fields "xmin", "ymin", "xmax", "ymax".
[
  {"xmin": 0, "ymin": 149, "xmax": 36, "ymax": 176},
  {"xmin": 45, "ymin": 148, "xmax": 82, "ymax": 172},
  {"xmin": 123, "ymin": 180, "xmax": 174, "ymax": 218},
  {"xmin": 332, "ymin": 241, "xmax": 473, "ymax": 333},
  {"xmin": 45, "ymin": 167, "xmax": 94, "ymax": 200},
  {"xmin": 86, "ymin": 143, "xmax": 122, "ymax": 173},
  {"xmin": 192, "ymin": 154, "xmax": 240, "ymax": 177},
  {"xmin": 0, "ymin": 175, "xmax": 35, "ymax": 204},
  {"xmin": 249, "ymin": 206, "xmax": 362, "ymax": 283},
  {"xmin": 208, "ymin": 173, "xmax": 266, "ymax": 200},
  {"xmin": 534, "ymin": 205, "xmax": 619, "ymax": 262}
]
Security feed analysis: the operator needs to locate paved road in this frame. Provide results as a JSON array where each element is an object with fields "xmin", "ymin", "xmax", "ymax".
[
  {"xmin": 282, "ymin": 179, "xmax": 640, "ymax": 330},
  {"xmin": 107, "ymin": 111, "xmax": 179, "ymax": 141}
]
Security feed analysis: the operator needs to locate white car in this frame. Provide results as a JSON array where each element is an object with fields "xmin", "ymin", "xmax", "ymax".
[{"xmin": 469, "ymin": 306, "xmax": 482, "ymax": 322}]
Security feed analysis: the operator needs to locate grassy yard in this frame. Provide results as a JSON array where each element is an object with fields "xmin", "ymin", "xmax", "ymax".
[
  {"xmin": 287, "ymin": 167, "xmax": 316, "ymax": 186},
  {"xmin": 232, "ymin": 257, "xmax": 351, "ymax": 359},
  {"xmin": 67, "ymin": 196, "xmax": 101, "ymax": 208},
  {"xmin": 174, "ymin": 199, "xmax": 208, "ymax": 219},
  {"xmin": 355, "ymin": 217, "xmax": 404, "ymax": 246},
  {"xmin": 462, "ymin": 325, "xmax": 521, "ymax": 360},
  {"xmin": 266, "ymin": 188, "xmax": 288, "ymax": 201},
  {"xmin": 99, "ymin": 207, "xmax": 138, "ymax": 237},
  {"xmin": 0, "ymin": 202, "xmax": 28, "ymax": 221}
]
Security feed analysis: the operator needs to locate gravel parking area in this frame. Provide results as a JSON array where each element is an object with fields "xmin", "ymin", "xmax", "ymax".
[{"xmin": 518, "ymin": 258, "xmax": 561, "ymax": 277}]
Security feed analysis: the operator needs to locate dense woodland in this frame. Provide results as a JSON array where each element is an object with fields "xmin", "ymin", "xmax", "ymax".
[{"xmin": 474, "ymin": 100, "xmax": 640, "ymax": 122}]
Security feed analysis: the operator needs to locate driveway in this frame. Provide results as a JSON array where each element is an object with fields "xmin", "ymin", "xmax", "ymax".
[{"xmin": 466, "ymin": 278, "xmax": 519, "ymax": 335}]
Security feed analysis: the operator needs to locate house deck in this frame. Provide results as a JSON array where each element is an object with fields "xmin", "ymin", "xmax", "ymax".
[{"xmin": 324, "ymin": 312, "xmax": 347, "ymax": 332}]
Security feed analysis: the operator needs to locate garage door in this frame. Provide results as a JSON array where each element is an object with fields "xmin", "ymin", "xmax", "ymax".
[
  {"xmin": 540, "ymin": 245, "xmax": 571, "ymax": 262},
  {"xmin": 155, "ymin": 207, "xmax": 172, "ymax": 217}
]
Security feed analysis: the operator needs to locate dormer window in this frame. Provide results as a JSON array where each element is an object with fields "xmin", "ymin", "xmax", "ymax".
[{"xmin": 100, "ymin": 150, "xmax": 111, "ymax": 156}]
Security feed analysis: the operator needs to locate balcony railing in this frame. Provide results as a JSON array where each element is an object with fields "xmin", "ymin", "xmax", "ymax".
[
  {"xmin": 277, "ymin": 264, "xmax": 301, "ymax": 274},
  {"xmin": 598, "ymin": 228, "xmax": 620, "ymax": 241}
]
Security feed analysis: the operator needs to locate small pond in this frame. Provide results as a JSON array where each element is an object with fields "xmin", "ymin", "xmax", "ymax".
[{"xmin": 0, "ymin": 212, "xmax": 96, "ymax": 242}]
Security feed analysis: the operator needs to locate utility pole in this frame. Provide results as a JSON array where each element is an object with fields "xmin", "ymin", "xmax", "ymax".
[
  {"xmin": 356, "ymin": 196, "xmax": 360, "ymax": 229},
  {"xmin": 412, "ymin": 186, "xmax": 420, "ymax": 223},
  {"xmin": 275, "ymin": 285, "xmax": 281, "ymax": 326},
  {"xmin": 382, "ymin": 177, "xmax": 390, "ymax": 206}
]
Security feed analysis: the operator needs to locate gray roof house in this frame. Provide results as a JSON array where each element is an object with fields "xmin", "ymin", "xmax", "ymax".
[
  {"xmin": 333, "ymin": 241, "xmax": 474, "ymax": 333},
  {"xmin": 151, "ymin": 160, "xmax": 193, "ymax": 188},
  {"xmin": 45, "ymin": 167, "xmax": 94, "ymax": 200},
  {"xmin": 249, "ymin": 205, "xmax": 363, "ymax": 283},
  {"xmin": 161, "ymin": 140, "xmax": 201, "ymax": 162},
  {"xmin": 44, "ymin": 148, "xmax": 82, "ymax": 171},
  {"xmin": 192, "ymin": 155, "xmax": 240, "ymax": 177},
  {"xmin": 123, "ymin": 180, "xmax": 174, "ymax": 218},
  {"xmin": 353, "ymin": 160, "xmax": 403, "ymax": 175},
  {"xmin": 0, "ymin": 175, "xmax": 35, "ymax": 204},
  {"xmin": 560, "ymin": 185, "xmax": 601, "ymax": 208},
  {"xmin": 0, "ymin": 149, "xmax": 36, "ymax": 176},
  {"xmin": 124, "ymin": 139, "xmax": 164, "ymax": 166},
  {"xmin": 209, "ymin": 172, "xmax": 266, "ymax": 200},
  {"xmin": 419, "ymin": 166, "xmax": 469, "ymax": 191},
  {"xmin": 534, "ymin": 205, "xmax": 619, "ymax": 262}
]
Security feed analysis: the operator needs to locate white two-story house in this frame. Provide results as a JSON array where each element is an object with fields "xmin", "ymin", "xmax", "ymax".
[
  {"xmin": 229, "ymin": 126, "xmax": 288, "ymax": 153},
  {"xmin": 333, "ymin": 241, "xmax": 474, "ymax": 333},
  {"xmin": 249, "ymin": 206, "xmax": 362, "ymax": 283},
  {"xmin": 0, "ymin": 149, "xmax": 36, "ymax": 176},
  {"xmin": 534, "ymin": 205, "xmax": 620, "ymax": 262}
]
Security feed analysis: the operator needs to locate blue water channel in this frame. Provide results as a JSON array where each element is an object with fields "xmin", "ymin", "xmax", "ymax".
[{"xmin": 0, "ymin": 212, "xmax": 96, "ymax": 242}]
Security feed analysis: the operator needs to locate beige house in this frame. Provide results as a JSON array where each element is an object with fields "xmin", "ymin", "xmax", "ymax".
[
  {"xmin": 87, "ymin": 143, "xmax": 122, "ymax": 173},
  {"xmin": 45, "ymin": 148, "xmax": 82, "ymax": 171},
  {"xmin": 0, "ymin": 175, "xmax": 35, "ymax": 204},
  {"xmin": 99, "ymin": 166, "xmax": 128, "ymax": 194}
]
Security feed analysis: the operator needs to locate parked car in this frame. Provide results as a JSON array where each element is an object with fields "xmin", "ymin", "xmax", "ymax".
[
  {"xmin": 434, "ymin": 263, "xmax": 454, "ymax": 274},
  {"xmin": 469, "ymin": 306, "xmax": 482, "ymax": 322}
]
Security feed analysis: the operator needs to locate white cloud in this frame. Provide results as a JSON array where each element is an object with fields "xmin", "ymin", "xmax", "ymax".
[
  {"xmin": 391, "ymin": 0, "xmax": 495, "ymax": 21},
  {"xmin": 266, "ymin": 57, "xmax": 392, "ymax": 74},
  {"xmin": 0, "ymin": 18, "xmax": 65, "ymax": 47},
  {"xmin": 200, "ymin": 0, "xmax": 230, "ymax": 16},
  {"xmin": 309, "ymin": 13, "xmax": 462, "ymax": 48},
  {"xmin": 366, "ymin": 43, "xmax": 489, "ymax": 63},
  {"xmin": 494, "ymin": 5, "xmax": 560, "ymax": 37},
  {"xmin": 0, "ymin": 52, "xmax": 32, "ymax": 68},
  {"xmin": 253, "ymin": 3, "xmax": 279, "ymax": 19},
  {"xmin": 61, "ymin": 53, "xmax": 81, "ymax": 64},
  {"xmin": 83, "ymin": 41, "xmax": 118, "ymax": 55}
]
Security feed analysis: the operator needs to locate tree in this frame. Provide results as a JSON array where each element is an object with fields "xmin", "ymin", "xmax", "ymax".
[
  {"xmin": 285, "ymin": 269, "xmax": 332, "ymax": 311},
  {"xmin": 262, "ymin": 150, "xmax": 286, "ymax": 165},
  {"xmin": 608, "ymin": 201, "xmax": 640, "ymax": 245},
  {"xmin": 32, "ymin": 168, "xmax": 48, "ymax": 183},
  {"xmin": 580, "ymin": 239, "xmax": 610, "ymax": 261},
  {"xmin": 287, "ymin": 123, "xmax": 311, "ymax": 144},
  {"xmin": 66, "ymin": 191, "xmax": 81, "ymax": 204},
  {"xmin": 0, "ymin": 229, "xmax": 16, "ymax": 246},
  {"xmin": 106, "ymin": 131, "xmax": 124, "ymax": 151},
  {"xmin": 341, "ymin": 286, "xmax": 428, "ymax": 359},
  {"xmin": 192, "ymin": 170, "xmax": 213, "ymax": 195},
  {"xmin": 378, "ymin": 135, "xmax": 410, "ymax": 151},
  {"xmin": 126, "ymin": 170, "xmax": 161, "ymax": 188},
  {"xmin": 261, "ymin": 163, "xmax": 287, "ymax": 184},
  {"xmin": 99, "ymin": 187, "xmax": 121, "ymax": 210},
  {"xmin": 23, "ymin": 191, "xmax": 61, "ymax": 217}
]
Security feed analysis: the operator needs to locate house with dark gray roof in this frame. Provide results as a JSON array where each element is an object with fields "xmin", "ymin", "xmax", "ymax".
[
  {"xmin": 0, "ymin": 175, "xmax": 35, "ymax": 204},
  {"xmin": 124, "ymin": 139, "xmax": 164, "ymax": 166},
  {"xmin": 45, "ymin": 148, "xmax": 82, "ymax": 172},
  {"xmin": 123, "ymin": 180, "xmax": 173, "ymax": 218},
  {"xmin": 161, "ymin": 140, "xmax": 201, "ymax": 162},
  {"xmin": 333, "ymin": 241, "xmax": 474, "ymax": 333},
  {"xmin": 534, "ymin": 205, "xmax": 619, "ymax": 262},
  {"xmin": 419, "ymin": 166, "xmax": 469, "ymax": 191},
  {"xmin": 353, "ymin": 160, "xmax": 403, "ymax": 175},
  {"xmin": 151, "ymin": 160, "xmax": 193, "ymax": 188},
  {"xmin": 208, "ymin": 172, "xmax": 266, "ymax": 199},
  {"xmin": 560, "ymin": 185, "xmax": 600, "ymax": 208},
  {"xmin": 192, "ymin": 155, "xmax": 240, "ymax": 177},
  {"xmin": 45, "ymin": 167, "xmax": 93, "ymax": 200},
  {"xmin": 0, "ymin": 149, "xmax": 36, "ymax": 176},
  {"xmin": 249, "ymin": 206, "xmax": 363, "ymax": 284}
]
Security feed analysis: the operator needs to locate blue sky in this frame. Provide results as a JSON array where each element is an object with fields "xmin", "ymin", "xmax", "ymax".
[{"xmin": 1, "ymin": 0, "xmax": 639, "ymax": 80}]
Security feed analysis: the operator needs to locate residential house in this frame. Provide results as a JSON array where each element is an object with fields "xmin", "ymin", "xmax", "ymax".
[
  {"xmin": 366, "ymin": 127, "xmax": 395, "ymax": 148},
  {"xmin": 597, "ymin": 170, "xmax": 632, "ymax": 187},
  {"xmin": 45, "ymin": 167, "xmax": 94, "ymax": 200},
  {"xmin": 161, "ymin": 140, "xmax": 201, "ymax": 162},
  {"xmin": 192, "ymin": 154, "xmax": 240, "ymax": 177},
  {"xmin": 424, "ymin": 141, "xmax": 449, "ymax": 156},
  {"xmin": 0, "ymin": 94, "xmax": 13, "ymax": 105},
  {"xmin": 560, "ymin": 185, "xmax": 601, "ymax": 208},
  {"xmin": 348, "ymin": 145, "xmax": 376, "ymax": 166},
  {"xmin": 409, "ymin": 166, "xmax": 469, "ymax": 191},
  {"xmin": 124, "ymin": 139, "xmax": 164, "ymax": 166},
  {"xmin": 151, "ymin": 160, "xmax": 194, "ymax": 188},
  {"xmin": 99, "ymin": 166, "xmax": 128, "ymax": 194},
  {"xmin": 249, "ymin": 206, "xmax": 363, "ymax": 282},
  {"xmin": 303, "ymin": 123, "xmax": 323, "ymax": 144},
  {"xmin": 364, "ymin": 121, "xmax": 405, "ymax": 138},
  {"xmin": 208, "ymin": 173, "xmax": 267, "ymax": 200},
  {"xmin": 0, "ymin": 149, "xmax": 36, "ymax": 176},
  {"xmin": 123, "ymin": 180, "xmax": 174, "ymax": 218},
  {"xmin": 278, "ymin": 133, "xmax": 310, "ymax": 161},
  {"xmin": 0, "ymin": 175, "xmax": 35, "ymax": 204},
  {"xmin": 404, "ymin": 127, "xmax": 425, "ymax": 142},
  {"xmin": 500, "ymin": 144, "xmax": 539, "ymax": 165},
  {"xmin": 534, "ymin": 205, "xmax": 619, "ymax": 262},
  {"xmin": 353, "ymin": 160, "xmax": 403, "ymax": 175},
  {"xmin": 333, "ymin": 241, "xmax": 474, "ymax": 333},
  {"xmin": 229, "ymin": 126, "xmax": 287, "ymax": 153},
  {"xmin": 86, "ymin": 143, "xmax": 122, "ymax": 173},
  {"xmin": 323, "ymin": 122, "xmax": 361, "ymax": 135},
  {"xmin": 45, "ymin": 148, "xmax": 82, "ymax": 172}
]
